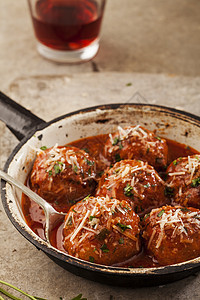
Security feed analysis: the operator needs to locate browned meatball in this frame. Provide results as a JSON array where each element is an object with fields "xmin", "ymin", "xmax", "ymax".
[
  {"xmin": 63, "ymin": 196, "xmax": 141, "ymax": 265},
  {"xmin": 142, "ymin": 205, "xmax": 200, "ymax": 265},
  {"xmin": 96, "ymin": 159, "xmax": 167, "ymax": 215},
  {"xmin": 30, "ymin": 145, "xmax": 97, "ymax": 212},
  {"xmin": 166, "ymin": 155, "xmax": 200, "ymax": 208},
  {"xmin": 104, "ymin": 125, "xmax": 168, "ymax": 170}
]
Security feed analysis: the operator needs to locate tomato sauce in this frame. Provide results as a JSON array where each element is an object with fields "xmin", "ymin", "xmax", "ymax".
[{"xmin": 21, "ymin": 134, "xmax": 199, "ymax": 268}]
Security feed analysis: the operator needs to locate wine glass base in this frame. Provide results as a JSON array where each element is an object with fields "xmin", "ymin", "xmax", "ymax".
[{"xmin": 36, "ymin": 39, "xmax": 100, "ymax": 63}]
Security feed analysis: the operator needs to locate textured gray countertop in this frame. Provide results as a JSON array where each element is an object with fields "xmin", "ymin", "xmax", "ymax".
[{"xmin": 0, "ymin": 0, "xmax": 200, "ymax": 299}]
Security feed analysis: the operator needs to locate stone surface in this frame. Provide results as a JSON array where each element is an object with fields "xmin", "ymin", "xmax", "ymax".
[
  {"xmin": 0, "ymin": 0, "xmax": 200, "ymax": 92},
  {"xmin": 0, "ymin": 0, "xmax": 200, "ymax": 299}
]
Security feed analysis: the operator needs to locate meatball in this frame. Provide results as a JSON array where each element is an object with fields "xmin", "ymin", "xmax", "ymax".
[
  {"xmin": 30, "ymin": 145, "xmax": 97, "ymax": 212},
  {"xmin": 142, "ymin": 205, "xmax": 200, "ymax": 265},
  {"xmin": 166, "ymin": 155, "xmax": 200, "ymax": 208},
  {"xmin": 63, "ymin": 195, "xmax": 141, "ymax": 265},
  {"xmin": 104, "ymin": 125, "xmax": 168, "ymax": 170},
  {"xmin": 96, "ymin": 159, "xmax": 167, "ymax": 215}
]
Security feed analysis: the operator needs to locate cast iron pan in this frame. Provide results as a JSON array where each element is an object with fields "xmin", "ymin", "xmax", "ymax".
[{"xmin": 1, "ymin": 91, "xmax": 200, "ymax": 287}]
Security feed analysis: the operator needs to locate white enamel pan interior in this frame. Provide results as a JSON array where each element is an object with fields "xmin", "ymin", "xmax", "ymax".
[{"xmin": 2, "ymin": 103, "xmax": 200, "ymax": 287}]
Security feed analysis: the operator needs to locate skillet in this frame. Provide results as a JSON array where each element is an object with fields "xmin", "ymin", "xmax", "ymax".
[{"xmin": 1, "ymin": 91, "xmax": 200, "ymax": 287}]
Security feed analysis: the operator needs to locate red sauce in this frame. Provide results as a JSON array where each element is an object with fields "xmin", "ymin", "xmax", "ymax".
[{"xmin": 21, "ymin": 134, "xmax": 199, "ymax": 268}]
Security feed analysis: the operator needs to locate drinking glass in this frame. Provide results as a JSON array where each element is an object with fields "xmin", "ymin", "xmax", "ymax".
[{"xmin": 28, "ymin": 0, "xmax": 106, "ymax": 63}]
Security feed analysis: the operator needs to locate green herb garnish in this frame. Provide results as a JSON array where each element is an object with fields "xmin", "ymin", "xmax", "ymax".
[
  {"xmin": 117, "ymin": 223, "xmax": 132, "ymax": 232},
  {"xmin": 82, "ymin": 147, "xmax": 89, "ymax": 153},
  {"xmin": 71, "ymin": 294, "xmax": 87, "ymax": 300},
  {"xmin": 73, "ymin": 165, "xmax": 78, "ymax": 173},
  {"xmin": 164, "ymin": 186, "xmax": 174, "ymax": 197},
  {"xmin": 89, "ymin": 256, "xmax": 95, "ymax": 263},
  {"xmin": 67, "ymin": 216, "xmax": 73, "ymax": 226},
  {"xmin": 84, "ymin": 157, "xmax": 94, "ymax": 166},
  {"xmin": 54, "ymin": 161, "xmax": 64, "ymax": 174},
  {"xmin": 124, "ymin": 183, "xmax": 134, "ymax": 197},
  {"xmin": 181, "ymin": 207, "xmax": 190, "ymax": 212},
  {"xmin": 40, "ymin": 146, "xmax": 47, "ymax": 151},
  {"xmin": 144, "ymin": 183, "xmax": 150, "ymax": 188},
  {"xmin": 157, "ymin": 209, "xmax": 165, "ymax": 217},
  {"xmin": 0, "ymin": 280, "xmax": 47, "ymax": 300},
  {"xmin": 82, "ymin": 194, "xmax": 90, "ymax": 202},
  {"xmin": 89, "ymin": 215, "xmax": 97, "ymax": 221},
  {"xmin": 100, "ymin": 243, "xmax": 109, "ymax": 253},
  {"xmin": 112, "ymin": 137, "xmax": 120, "ymax": 146},
  {"xmin": 191, "ymin": 177, "xmax": 200, "ymax": 187},
  {"xmin": 115, "ymin": 153, "xmax": 121, "ymax": 162},
  {"xmin": 119, "ymin": 237, "xmax": 124, "ymax": 244},
  {"xmin": 48, "ymin": 170, "xmax": 53, "ymax": 177},
  {"xmin": 143, "ymin": 213, "xmax": 150, "ymax": 221}
]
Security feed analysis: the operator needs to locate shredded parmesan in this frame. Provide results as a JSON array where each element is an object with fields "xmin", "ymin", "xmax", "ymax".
[
  {"xmin": 70, "ymin": 210, "xmax": 90, "ymax": 242},
  {"xmin": 168, "ymin": 155, "xmax": 200, "ymax": 186},
  {"xmin": 148, "ymin": 207, "xmax": 200, "ymax": 249},
  {"xmin": 64, "ymin": 196, "xmax": 139, "ymax": 250}
]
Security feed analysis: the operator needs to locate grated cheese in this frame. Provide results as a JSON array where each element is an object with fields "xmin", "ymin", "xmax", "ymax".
[
  {"xmin": 148, "ymin": 207, "xmax": 200, "ymax": 249},
  {"xmin": 168, "ymin": 155, "xmax": 200, "ymax": 186},
  {"xmin": 64, "ymin": 196, "xmax": 139, "ymax": 248}
]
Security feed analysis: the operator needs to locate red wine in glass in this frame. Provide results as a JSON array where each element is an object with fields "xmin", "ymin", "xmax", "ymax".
[{"xmin": 30, "ymin": 0, "xmax": 104, "ymax": 51}]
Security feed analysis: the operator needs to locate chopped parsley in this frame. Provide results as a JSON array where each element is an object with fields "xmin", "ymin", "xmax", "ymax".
[
  {"xmin": 40, "ymin": 146, "xmax": 47, "ymax": 150},
  {"xmin": 100, "ymin": 243, "xmax": 109, "ymax": 253},
  {"xmin": 54, "ymin": 161, "xmax": 64, "ymax": 174},
  {"xmin": 84, "ymin": 157, "xmax": 94, "ymax": 166},
  {"xmin": 71, "ymin": 294, "xmax": 87, "ymax": 300},
  {"xmin": 157, "ymin": 209, "xmax": 165, "ymax": 217},
  {"xmin": 82, "ymin": 147, "xmax": 89, "ymax": 153},
  {"xmin": 73, "ymin": 165, "xmax": 78, "ymax": 173},
  {"xmin": 115, "ymin": 153, "xmax": 121, "ymax": 162},
  {"xmin": 119, "ymin": 202, "xmax": 130, "ymax": 213},
  {"xmin": 124, "ymin": 183, "xmax": 134, "ymax": 197},
  {"xmin": 89, "ymin": 256, "xmax": 95, "ymax": 263},
  {"xmin": 164, "ymin": 186, "xmax": 174, "ymax": 197},
  {"xmin": 89, "ymin": 215, "xmax": 97, "ymax": 221},
  {"xmin": 191, "ymin": 177, "xmax": 200, "ymax": 187},
  {"xmin": 181, "ymin": 207, "xmax": 190, "ymax": 212},
  {"xmin": 144, "ymin": 183, "xmax": 150, "ymax": 188},
  {"xmin": 82, "ymin": 194, "xmax": 90, "ymax": 202},
  {"xmin": 48, "ymin": 170, "xmax": 53, "ymax": 177},
  {"xmin": 117, "ymin": 223, "xmax": 132, "ymax": 232},
  {"xmin": 119, "ymin": 237, "xmax": 124, "ymax": 244},
  {"xmin": 112, "ymin": 137, "xmax": 120, "ymax": 146},
  {"xmin": 143, "ymin": 213, "xmax": 150, "ymax": 221},
  {"xmin": 67, "ymin": 216, "xmax": 73, "ymax": 226},
  {"xmin": 173, "ymin": 160, "xmax": 177, "ymax": 165}
]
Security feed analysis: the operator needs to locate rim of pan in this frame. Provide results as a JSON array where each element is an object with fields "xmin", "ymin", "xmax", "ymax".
[{"xmin": 2, "ymin": 102, "xmax": 200, "ymax": 278}]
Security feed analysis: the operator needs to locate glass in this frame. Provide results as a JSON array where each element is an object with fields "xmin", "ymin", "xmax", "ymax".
[{"xmin": 28, "ymin": 0, "xmax": 106, "ymax": 63}]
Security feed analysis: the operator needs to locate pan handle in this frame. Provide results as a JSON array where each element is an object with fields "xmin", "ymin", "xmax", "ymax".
[{"xmin": 0, "ymin": 91, "xmax": 46, "ymax": 141}]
